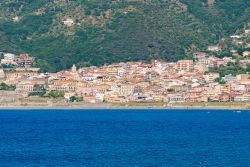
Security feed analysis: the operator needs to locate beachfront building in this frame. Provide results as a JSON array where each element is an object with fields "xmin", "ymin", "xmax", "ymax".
[{"xmin": 16, "ymin": 80, "xmax": 34, "ymax": 93}]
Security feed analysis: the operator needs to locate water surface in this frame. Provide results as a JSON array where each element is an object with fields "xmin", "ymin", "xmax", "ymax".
[{"xmin": 0, "ymin": 109, "xmax": 249, "ymax": 166}]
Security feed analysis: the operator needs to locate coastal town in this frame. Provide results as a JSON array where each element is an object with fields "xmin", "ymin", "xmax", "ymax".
[
  {"xmin": 0, "ymin": 50, "xmax": 249, "ymax": 108},
  {"xmin": 0, "ymin": 26, "xmax": 249, "ymax": 108}
]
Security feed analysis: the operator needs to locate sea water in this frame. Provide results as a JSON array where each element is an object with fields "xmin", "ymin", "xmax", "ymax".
[{"xmin": 0, "ymin": 109, "xmax": 249, "ymax": 167}]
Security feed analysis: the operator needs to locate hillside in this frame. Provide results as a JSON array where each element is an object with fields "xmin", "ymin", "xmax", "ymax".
[{"xmin": 0, "ymin": 0, "xmax": 249, "ymax": 72}]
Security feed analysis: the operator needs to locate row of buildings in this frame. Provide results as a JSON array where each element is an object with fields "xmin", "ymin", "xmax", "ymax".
[{"xmin": 0, "ymin": 52, "xmax": 249, "ymax": 103}]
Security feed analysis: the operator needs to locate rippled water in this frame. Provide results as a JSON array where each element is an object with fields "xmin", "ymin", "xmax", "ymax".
[{"xmin": 0, "ymin": 109, "xmax": 249, "ymax": 166}]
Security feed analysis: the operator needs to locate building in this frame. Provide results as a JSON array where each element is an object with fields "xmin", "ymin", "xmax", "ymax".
[
  {"xmin": 165, "ymin": 94, "xmax": 186, "ymax": 103},
  {"xmin": 177, "ymin": 60, "xmax": 194, "ymax": 71},
  {"xmin": 237, "ymin": 74, "xmax": 249, "ymax": 81},
  {"xmin": 1, "ymin": 53, "xmax": 17, "ymax": 65},
  {"xmin": 63, "ymin": 18, "xmax": 74, "ymax": 26},
  {"xmin": 207, "ymin": 45, "xmax": 221, "ymax": 52},
  {"xmin": 243, "ymin": 51, "xmax": 250, "ymax": 57},
  {"xmin": 16, "ymin": 80, "xmax": 34, "ymax": 93},
  {"xmin": 204, "ymin": 73, "xmax": 220, "ymax": 83},
  {"xmin": 234, "ymin": 94, "xmax": 250, "ymax": 102},
  {"xmin": 207, "ymin": 0, "xmax": 215, "ymax": 6},
  {"xmin": 118, "ymin": 84, "xmax": 135, "ymax": 97},
  {"xmin": 222, "ymin": 74, "xmax": 237, "ymax": 82},
  {"xmin": 218, "ymin": 92, "xmax": 231, "ymax": 102},
  {"xmin": 15, "ymin": 54, "xmax": 34, "ymax": 68}
]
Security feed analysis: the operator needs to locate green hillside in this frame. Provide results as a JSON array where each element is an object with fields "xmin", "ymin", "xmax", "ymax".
[{"xmin": 0, "ymin": 0, "xmax": 249, "ymax": 72}]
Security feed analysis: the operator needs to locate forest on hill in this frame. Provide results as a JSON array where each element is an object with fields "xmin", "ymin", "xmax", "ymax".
[{"xmin": 0, "ymin": 0, "xmax": 249, "ymax": 72}]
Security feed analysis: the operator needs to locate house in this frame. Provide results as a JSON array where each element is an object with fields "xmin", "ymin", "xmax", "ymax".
[
  {"xmin": 63, "ymin": 18, "xmax": 74, "ymax": 26},
  {"xmin": 223, "ymin": 57, "xmax": 236, "ymax": 64},
  {"xmin": 220, "ymin": 84, "xmax": 231, "ymax": 94},
  {"xmin": 48, "ymin": 80, "xmax": 77, "ymax": 92},
  {"xmin": 194, "ymin": 64, "xmax": 207, "ymax": 74},
  {"xmin": 237, "ymin": 74, "xmax": 249, "ymax": 81},
  {"xmin": 204, "ymin": 73, "xmax": 220, "ymax": 83},
  {"xmin": 207, "ymin": 45, "xmax": 221, "ymax": 52},
  {"xmin": 193, "ymin": 52, "xmax": 208, "ymax": 59},
  {"xmin": 243, "ymin": 51, "xmax": 250, "ymax": 57},
  {"xmin": 15, "ymin": 54, "xmax": 34, "ymax": 68},
  {"xmin": 230, "ymin": 35, "xmax": 241, "ymax": 39},
  {"xmin": 104, "ymin": 94, "xmax": 127, "ymax": 103},
  {"xmin": 12, "ymin": 16, "xmax": 21, "ymax": 22},
  {"xmin": 118, "ymin": 84, "xmax": 135, "ymax": 97},
  {"xmin": 230, "ymin": 83, "xmax": 246, "ymax": 92},
  {"xmin": 176, "ymin": 60, "xmax": 194, "ymax": 71},
  {"xmin": 213, "ymin": 59, "xmax": 225, "ymax": 67},
  {"xmin": 207, "ymin": 0, "xmax": 215, "ymax": 6},
  {"xmin": 218, "ymin": 93, "xmax": 231, "ymax": 102},
  {"xmin": 222, "ymin": 74, "xmax": 237, "ymax": 82},
  {"xmin": 187, "ymin": 87, "xmax": 208, "ymax": 102},
  {"xmin": 16, "ymin": 80, "xmax": 34, "ymax": 93},
  {"xmin": 83, "ymin": 95, "xmax": 97, "ymax": 103},
  {"xmin": 5, "ymin": 71, "xmax": 39, "ymax": 84},
  {"xmin": 233, "ymin": 94, "xmax": 250, "ymax": 102},
  {"xmin": 1, "ymin": 53, "xmax": 17, "ymax": 65},
  {"xmin": 165, "ymin": 93, "xmax": 187, "ymax": 103}
]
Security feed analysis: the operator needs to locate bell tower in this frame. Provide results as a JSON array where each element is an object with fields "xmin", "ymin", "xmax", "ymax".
[{"xmin": 71, "ymin": 64, "xmax": 77, "ymax": 73}]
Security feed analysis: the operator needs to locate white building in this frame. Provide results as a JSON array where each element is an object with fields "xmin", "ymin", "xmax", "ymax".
[
  {"xmin": 1, "ymin": 53, "xmax": 17, "ymax": 65},
  {"xmin": 63, "ymin": 18, "xmax": 74, "ymax": 26},
  {"xmin": 208, "ymin": 45, "xmax": 221, "ymax": 52},
  {"xmin": 234, "ymin": 94, "xmax": 250, "ymax": 102},
  {"xmin": 204, "ymin": 73, "xmax": 220, "ymax": 83}
]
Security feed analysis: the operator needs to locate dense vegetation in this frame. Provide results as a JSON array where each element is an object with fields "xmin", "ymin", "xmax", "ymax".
[
  {"xmin": 28, "ymin": 84, "xmax": 46, "ymax": 96},
  {"xmin": 69, "ymin": 96, "xmax": 83, "ymax": 102},
  {"xmin": 210, "ymin": 62, "xmax": 250, "ymax": 77},
  {"xmin": 48, "ymin": 91, "xmax": 65, "ymax": 98},
  {"xmin": 0, "ymin": 0, "xmax": 249, "ymax": 72},
  {"xmin": 0, "ymin": 82, "xmax": 16, "ymax": 91}
]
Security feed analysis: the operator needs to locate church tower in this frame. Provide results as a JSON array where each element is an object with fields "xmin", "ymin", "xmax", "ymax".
[{"xmin": 71, "ymin": 64, "xmax": 77, "ymax": 73}]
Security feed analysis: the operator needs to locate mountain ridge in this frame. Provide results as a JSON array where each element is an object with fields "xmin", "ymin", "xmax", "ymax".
[{"xmin": 0, "ymin": 0, "xmax": 249, "ymax": 72}]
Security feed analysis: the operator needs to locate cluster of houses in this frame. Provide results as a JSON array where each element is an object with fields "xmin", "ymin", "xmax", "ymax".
[
  {"xmin": 0, "ymin": 51, "xmax": 249, "ymax": 104},
  {"xmin": 0, "ymin": 53, "xmax": 34, "ymax": 68}
]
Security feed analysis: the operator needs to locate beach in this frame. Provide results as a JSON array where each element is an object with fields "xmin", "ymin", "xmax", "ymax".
[{"xmin": 0, "ymin": 97, "xmax": 249, "ymax": 110}]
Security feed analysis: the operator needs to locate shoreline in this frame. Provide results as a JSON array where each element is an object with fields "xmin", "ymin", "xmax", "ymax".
[{"xmin": 0, "ymin": 103, "xmax": 249, "ymax": 111}]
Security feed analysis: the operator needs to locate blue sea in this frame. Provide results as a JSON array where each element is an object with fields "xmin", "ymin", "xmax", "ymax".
[{"xmin": 0, "ymin": 109, "xmax": 250, "ymax": 167}]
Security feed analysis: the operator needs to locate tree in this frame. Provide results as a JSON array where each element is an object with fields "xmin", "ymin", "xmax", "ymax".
[
  {"xmin": 69, "ymin": 96, "xmax": 83, "ymax": 102},
  {"xmin": 69, "ymin": 96, "xmax": 77, "ymax": 102},
  {"xmin": 48, "ymin": 91, "xmax": 65, "ymax": 98},
  {"xmin": 28, "ymin": 91, "xmax": 46, "ymax": 97},
  {"xmin": 219, "ymin": 80, "xmax": 226, "ymax": 85},
  {"xmin": 214, "ymin": 77, "xmax": 220, "ymax": 82},
  {"xmin": 0, "ymin": 83, "xmax": 16, "ymax": 91},
  {"xmin": 33, "ymin": 84, "xmax": 46, "ymax": 91}
]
